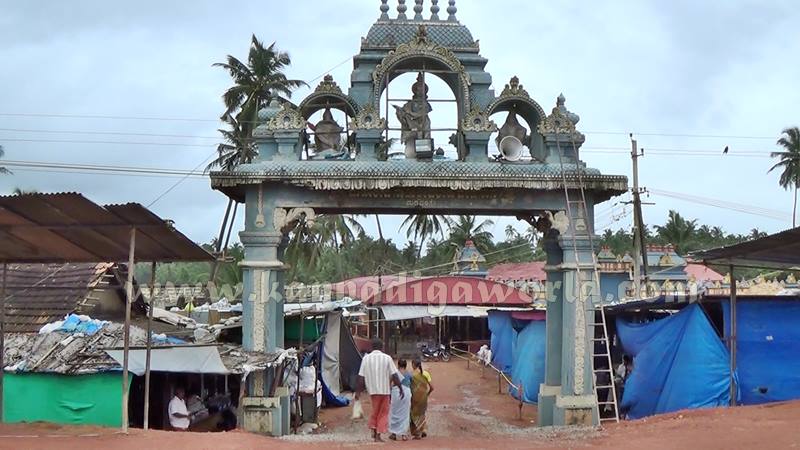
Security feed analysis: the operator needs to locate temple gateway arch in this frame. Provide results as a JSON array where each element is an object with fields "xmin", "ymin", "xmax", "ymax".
[{"xmin": 211, "ymin": 1, "xmax": 627, "ymax": 433}]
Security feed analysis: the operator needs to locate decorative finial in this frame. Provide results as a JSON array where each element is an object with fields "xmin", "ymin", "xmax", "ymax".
[
  {"xmin": 414, "ymin": 0, "xmax": 424, "ymax": 20},
  {"xmin": 380, "ymin": 0, "xmax": 390, "ymax": 19},
  {"xmin": 447, "ymin": 0, "xmax": 457, "ymax": 21},
  {"xmin": 430, "ymin": 0, "xmax": 440, "ymax": 20},
  {"xmin": 557, "ymin": 93, "xmax": 566, "ymax": 106},
  {"xmin": 398, "ymin": 0, "xmax": 408, "ymax": 20}
]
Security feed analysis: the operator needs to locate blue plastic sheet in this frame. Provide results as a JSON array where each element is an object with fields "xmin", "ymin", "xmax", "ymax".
[
  {"xmin": 508, "ymin": 320, "xmax": 545, "ymax": 403},
  {"xmin": 723, "ymin": 299, "xmax": 800, "ymax": 405},
  {"xmin": 616, "ymin": 304, "xmax": 732, "ymax": 419},
  {"xmin": 56, "ymin": 314, "xmax": 106, "ymax": 336},
  {"xmin": 488, "ymin": 311, "xmax": 514, "ymax": 373}
]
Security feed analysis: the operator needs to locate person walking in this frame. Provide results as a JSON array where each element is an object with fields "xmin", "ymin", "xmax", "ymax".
[
  {"xmin": 388, "ymin": 359, "xmax": 412, "ymax": 441},
  {"xmin": 410, "ymin": 358, "xmax": 434, "ymax": 439},
  {"xmin": 357, "ymin": 338, "xmax": 404, "ymax": 442}
]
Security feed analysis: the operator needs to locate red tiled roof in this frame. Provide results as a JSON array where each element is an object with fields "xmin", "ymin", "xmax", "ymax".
[
  {"xmin": 364, "ymin": 276, "xmax": 532, "ymax": 306},
  {"xmin": 684, "ymin": 263, "xmax": 724, "ymax": 283},
  {"xmin": 486, "ymin": 261, "xmax": 546, "ymax": 282}
]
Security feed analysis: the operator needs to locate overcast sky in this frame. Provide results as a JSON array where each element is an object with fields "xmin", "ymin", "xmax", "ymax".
[{"xmin": 1, "ymin": 0, "xmax": 798, "ymax": 248}]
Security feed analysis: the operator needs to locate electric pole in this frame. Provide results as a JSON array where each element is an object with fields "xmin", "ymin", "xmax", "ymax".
[{"xmin": 630, "ymin": 134, "xmax": 649, "ymax": 299}]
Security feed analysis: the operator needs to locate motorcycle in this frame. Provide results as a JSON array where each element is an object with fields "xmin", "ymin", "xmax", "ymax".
[{"xmin": 420, "ymin": 343, "xmax": 451, "ymax": 362}]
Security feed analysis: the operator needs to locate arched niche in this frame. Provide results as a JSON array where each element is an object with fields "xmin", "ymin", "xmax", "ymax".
[
  {"xmin": 487, "ymin": 77, "xmax": 548, "ymax": 162},
  {"xmin": 379, "ymin": 71, "xmax": 460, "ymax": 160},
  {"xmin": 371, "ymin": 32, "xmax": 472, "ymax": 116},
  {"xmin": 298, "ymin": 75, "xmax": 360, "ymax": 120},
  {"xmin": 298, "ymin": 75, "xmax": 360, "ymax": 159}
]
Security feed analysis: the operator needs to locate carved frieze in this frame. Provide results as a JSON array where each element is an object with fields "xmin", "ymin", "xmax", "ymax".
[
  {"xmin": 267, "ymin": 103, "xmax": 305, "ymax": 131},
  {"xmin": 372, "ymin": 25, "xmax": 471, "ymax": 109},
  {"xmin": 486, "ymin": 76, "xmax": 547, "ymax": 122},
  {"xmin": 461, "ymin": 104, "xmax": 497, "ymax": 133},
  {"xmin": 273, "ymin": 207, "xmax": 316, "ymax": 234},
  {"xmin": 350, "ymin": 103, "xmax": 386, "ymax": 130}
]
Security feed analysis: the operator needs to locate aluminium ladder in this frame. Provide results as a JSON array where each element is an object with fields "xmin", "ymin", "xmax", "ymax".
[{"xmin": 553, "ymin": 128, "xmax": 621, "ymax": 424}]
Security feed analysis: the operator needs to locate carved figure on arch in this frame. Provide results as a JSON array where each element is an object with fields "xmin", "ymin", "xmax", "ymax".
[
  {"xmin": 307, "ymin": 108, "xmax": 343, "ymax": 153},
  {"xmin": 393, "ymin": 72, "xmax": 432, "ymax": 158}
]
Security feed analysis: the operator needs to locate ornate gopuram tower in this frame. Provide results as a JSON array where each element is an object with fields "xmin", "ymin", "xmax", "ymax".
[{"xmin": 210, "ymin": 0, "xmax": 628, "ymax": 433}]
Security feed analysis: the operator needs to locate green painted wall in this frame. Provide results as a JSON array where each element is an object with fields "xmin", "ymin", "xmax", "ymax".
[
  {"xmin": 3, "ymin": 372, "xmax": 128, "ymax": 427},
  {"xmin": 285, "ymin": 316, "xmax": 323, "ymax": 342}
]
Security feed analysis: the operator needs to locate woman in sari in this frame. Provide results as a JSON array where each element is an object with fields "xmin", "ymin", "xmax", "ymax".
[
  {"xmin": 410, "ymin": 358, "xmax": 434, "ymax": 439},
  {"xmin": 388, "ymin": 359, "xmax": 412, "ymax": 440}
]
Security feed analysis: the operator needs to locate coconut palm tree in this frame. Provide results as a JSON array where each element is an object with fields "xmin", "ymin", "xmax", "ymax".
[
  {"xmin": 401, "ymin": 214, "xmax": 453, "ymax": 259},
  {"xmin": 208, "ymin": 115, "xmax": 256, "ymax": 172},
  {"xmin": 770, "ymin": 126, "xmax": 800, "ymax": 228},
  {"xmin": 213, "ymin": 35, "xmax": 307, "ymax": 137},
  {"xmin": 447, "ymin": 215, "xmax": 495, "ymax": 251},
  {"xmin": 208, "ymin": 37, "xmax": 306, "ymax": 282},
  {"xmin": 504, "ymin": 224, "xmax": 519, "ymax": 241},
  {"xmin": 0, "ymin": 145, "xmax": 10, "ymax": 175},
  {"xmin": 654, "ymin": 210, "xmax": 697, "ymax": 254}
]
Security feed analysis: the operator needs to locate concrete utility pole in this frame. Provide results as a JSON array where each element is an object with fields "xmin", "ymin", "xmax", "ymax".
[{"xmin": 630, "ymin": 135, "xmax": 649, "ymax": 298}]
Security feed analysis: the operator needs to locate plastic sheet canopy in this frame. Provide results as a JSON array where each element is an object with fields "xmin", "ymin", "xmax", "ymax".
[
  {"xmin": 722, "ymin": 299, "xmax": 800, "ymax": 405},
  {"xmin": 616, "ymin": 304, "xmax": 732, "ymax": 419}
]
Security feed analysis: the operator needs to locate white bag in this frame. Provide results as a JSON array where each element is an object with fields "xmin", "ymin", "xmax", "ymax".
[{"xmin": 351, "ymin": 398, "xmax": 364, "ymax": 420}]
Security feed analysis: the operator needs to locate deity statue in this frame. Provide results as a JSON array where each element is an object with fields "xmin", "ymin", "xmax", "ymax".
[
  {"xmin": 495, "ymin": 111, "xmax": 528, "ymax": 149},
  {"xmin": 307, "ymin": 108, "xmax": 343, "ymax": 153},
  {"xmin": 393, "ymin": 72, "xmax": 432, "ymax": 158}
]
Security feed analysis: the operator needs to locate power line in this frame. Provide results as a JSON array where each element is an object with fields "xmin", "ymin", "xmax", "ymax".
[
  {"xmin": 0, "ymin": 112, "xmax": 784, "ymax": 141},
  {"xmin": 0, "ymin": 127, "xmax": 220, "ymax": 140},
  {"xmin": 147, "ymin": 151, "xmax": 217, "ymax": 207},
  {"xmin": 648, "ymin": 188, "xmax": 791, "ymax": 221},
  {"xmin": 0, "ymin": 138, "xmax": 213, "ymax": 148},
  {"xmin": 583, "ymin": 131, "xmax": 775, "ymax": 140}
]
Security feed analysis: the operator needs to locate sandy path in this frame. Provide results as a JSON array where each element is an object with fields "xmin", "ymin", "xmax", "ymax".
[{"xmin": 1, "ymin": 360, "xmax": 799, "ymax": 449}]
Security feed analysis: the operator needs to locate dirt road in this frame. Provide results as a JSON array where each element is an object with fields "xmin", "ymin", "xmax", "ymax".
[{"xmin": 2, "ymin": 360, "xmax": 799, "ymax": 449}]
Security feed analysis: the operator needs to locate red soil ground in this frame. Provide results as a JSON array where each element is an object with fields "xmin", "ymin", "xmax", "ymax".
[{"xmin": 1, "ymin": 360, "xmax": 799, "ymax": 449}]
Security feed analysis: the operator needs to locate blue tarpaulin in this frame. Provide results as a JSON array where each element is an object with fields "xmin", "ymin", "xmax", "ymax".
[
  {"xmin": 488, "ymin": 311, "xmax": 514, "ymax": 373},
  {"xmin": 722, "ymin": 299, "xmax": 800, "ymax": 405},
  {"xmin": 616, "ymin": 304, "xmax": 732, "ymax": 419},
  {"xmin": 508, "ymin": 320, "xmax": 545, "ymax": 403}
]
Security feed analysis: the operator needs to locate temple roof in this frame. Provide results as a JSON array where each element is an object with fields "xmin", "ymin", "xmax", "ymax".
[
  {"xmin": 362, "ymin": 1, "xmax": 478, "ymax": 51},
  {"xmin": 364, "ymin": 20, "xmax": 477, "ymax": 50}
]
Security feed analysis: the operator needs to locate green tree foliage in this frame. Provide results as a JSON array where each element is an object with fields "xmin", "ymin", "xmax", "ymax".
[
  {"xmin": 447, "ymin": 215, "xmax": 495, "ymax": 252},
  {"xmin": 401, "ymin": 214, "xmax": 453, "ymax": 259},
  {"xmin": 770, "ymin": 126, "xmax": 800, "ymax": 227},
  {"xmin": 0, "ymin": 145, "xmax": 10, "ymax": 175},
  {"xmin": 598, "ymin": 211, "xmax": 766, "ymax": 257}
]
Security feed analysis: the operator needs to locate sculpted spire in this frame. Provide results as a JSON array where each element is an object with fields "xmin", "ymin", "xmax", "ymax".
[
  {"xmin": 414, "ymin": 0, "xmax": 424, "ymax": 20},
  {"xmin": 397, "ymin": 0, "xmax": 408, "ymax": 20},
  {"xmin": 430, "ymin": 0, "xmax": 440, "ymax": 20},
  {"xmin": 447, "ymin": 0, "xmax": 457, "ymax": 21},
  {"xmin": 379, "ymin": 0, "xmax": 390, "ymax": 19}
]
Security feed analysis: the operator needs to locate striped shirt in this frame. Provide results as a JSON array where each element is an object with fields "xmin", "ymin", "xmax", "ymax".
[{"xmin": 358, "ymin": 350, "xmax": 398, "ymax": 395}]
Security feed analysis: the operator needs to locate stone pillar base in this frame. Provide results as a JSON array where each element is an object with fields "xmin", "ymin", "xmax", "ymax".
[
  {"xmin": 537, "ymin": 383, "xmax": 560, "ymax": 426},
  {"xmin": 552, "ymin": 394, "xmax": 597, "ymax": 426},
  {"xmin": 241, "ymin": 387, "xmax": 290, "ymax": 436}
]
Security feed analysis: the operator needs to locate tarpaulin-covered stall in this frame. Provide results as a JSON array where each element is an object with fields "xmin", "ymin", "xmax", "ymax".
[
  {"xmin": 319, "ymin": 311, "xmax": 362, "ymax": 407},
  {"xmin": 616, "ymin": 304, "xmax": 733, "ymax": 419},
  {"xmin": 488, "ymin": 310, "xmax": 545, "ymax": 403},
  {"xmin": 508, "ymin": 312, "xmax": 545, "ymax": 403},
  {"xmin": 722, "ymin": 298, "xmax": 800, "ymax": 405}
]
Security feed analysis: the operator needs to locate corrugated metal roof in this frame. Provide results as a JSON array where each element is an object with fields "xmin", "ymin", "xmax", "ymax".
[
  {"xmin": 693, "ymin": 227, "xmax": 800, "ymax": 270},
  {"xmin": 0, "ymin": 193, "xmax": 212, "ymax": 263}
]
